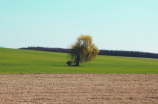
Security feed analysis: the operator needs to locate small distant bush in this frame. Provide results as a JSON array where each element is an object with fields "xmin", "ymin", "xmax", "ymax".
[{"xmin": 66, "ymin": 61, "xmax": 72, "ymax": 66}]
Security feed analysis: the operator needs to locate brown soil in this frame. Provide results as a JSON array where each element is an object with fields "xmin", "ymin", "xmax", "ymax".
[{"xmin": 0, "ymin": 74, "xmax": 157, "ymax": 104}]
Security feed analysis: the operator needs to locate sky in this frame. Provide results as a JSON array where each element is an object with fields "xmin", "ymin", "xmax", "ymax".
[{"xmin": 0, "ymin": 0, "xmax": 158, "ymax": 53}]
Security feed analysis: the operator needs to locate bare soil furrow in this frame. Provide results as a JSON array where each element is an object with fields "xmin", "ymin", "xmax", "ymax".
[{"xmin": 0, "ymin": 74, "xmax": 157, "ymax": 104}]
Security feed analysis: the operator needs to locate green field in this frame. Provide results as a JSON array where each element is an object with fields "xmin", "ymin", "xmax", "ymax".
[{"xmin": 0, "ymin": 48, "xmax": 158, "ymax": 74}]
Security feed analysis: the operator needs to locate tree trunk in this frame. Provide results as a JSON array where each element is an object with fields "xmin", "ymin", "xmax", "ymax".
[{"xmin": 76, "ymin": 55, "xmax": 80, "ymax": 66}]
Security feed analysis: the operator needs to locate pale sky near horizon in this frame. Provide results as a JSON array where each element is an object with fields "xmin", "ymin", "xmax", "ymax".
[{"xmin": 0, "ymin": 0, "xmax": 158, "ymax": 53}]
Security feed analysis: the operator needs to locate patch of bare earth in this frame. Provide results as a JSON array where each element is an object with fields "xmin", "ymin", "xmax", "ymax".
[{"xmin": 0, "ymin": 74, "xmax": 157, "ymax": 104}]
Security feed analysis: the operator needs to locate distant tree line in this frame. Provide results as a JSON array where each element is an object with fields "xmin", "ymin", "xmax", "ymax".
[
  {"xmin": 98, "ymin": 50, "xmax": 158, "ymax": 59},
  {"xmin": 20, "ymin": 46, "xmax": 69, "ymax": 53},
  {"xmin": 19, "ymin": 46, "xmax": 158, "ymax": 59}
]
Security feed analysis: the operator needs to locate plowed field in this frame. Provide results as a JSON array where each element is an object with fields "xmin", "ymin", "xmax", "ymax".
[{"xmin": 0, "ymin": 74, "xmax": 157, "ymax": 104}]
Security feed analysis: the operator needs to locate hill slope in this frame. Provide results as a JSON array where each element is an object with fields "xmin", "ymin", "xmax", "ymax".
[
  {"xmin": 0, "ymin": 48, "xmax": 158, "ymax": 74},
  {"xmin": 0, "ymin": 46, "xmax": 5, "ymax": 48}
]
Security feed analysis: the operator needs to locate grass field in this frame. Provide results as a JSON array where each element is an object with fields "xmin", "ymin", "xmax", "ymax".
[{"xmin": 0, "ymin": 48, "xmax": 158, "ymax": 74}]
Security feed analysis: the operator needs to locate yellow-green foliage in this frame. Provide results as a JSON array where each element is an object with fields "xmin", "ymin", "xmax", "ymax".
[{"xmin": 69, "ymin": 35, "xmax": 99, "ymax": 65}]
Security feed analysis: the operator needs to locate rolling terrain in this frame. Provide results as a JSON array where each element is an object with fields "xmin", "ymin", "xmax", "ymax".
[
  {"xmin": 0, "ymin": 48, "xmax": 158, "ymax": 103},
  {"xmin": 0, "ymin": 48, "xmax": 158, "ymax": 74}
]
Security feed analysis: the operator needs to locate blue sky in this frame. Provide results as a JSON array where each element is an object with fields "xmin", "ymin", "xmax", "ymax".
[{"xmin": 0, "ymin": 0, "xmax": 158, "ymax": 53}]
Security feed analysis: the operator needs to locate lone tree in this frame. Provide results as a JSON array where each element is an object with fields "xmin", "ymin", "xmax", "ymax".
[{"xmin": 68, "ymin": 35, "xmax": 100, "ymax": 66}]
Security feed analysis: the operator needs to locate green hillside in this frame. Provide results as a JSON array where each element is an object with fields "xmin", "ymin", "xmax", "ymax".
[{"xmin": 0, "ymin": 48, "xmax": 158, "ymax": 74}]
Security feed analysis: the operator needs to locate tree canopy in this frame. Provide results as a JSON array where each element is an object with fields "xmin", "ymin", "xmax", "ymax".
[{"xmin": 68, "ymin": 35, "xmax": 100, "ymax": 66}]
